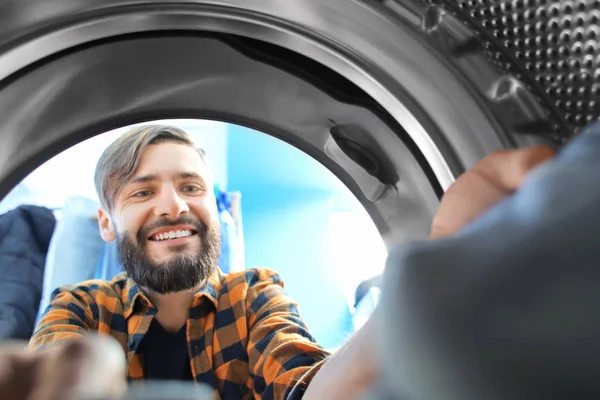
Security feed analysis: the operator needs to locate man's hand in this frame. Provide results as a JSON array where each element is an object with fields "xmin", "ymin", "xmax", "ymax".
[
  {"xmin": 430, "ymin": 145, "xmax": 556, "ymax": 239},
  {"xmin": 0, "ymin": 336, "xmax": 126, "ymax": 400}
]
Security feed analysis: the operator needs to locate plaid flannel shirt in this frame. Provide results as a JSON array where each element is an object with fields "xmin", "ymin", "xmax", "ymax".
[{"xmin": 29, "ymin": 267, "xmax": 330, "ymax": 399}]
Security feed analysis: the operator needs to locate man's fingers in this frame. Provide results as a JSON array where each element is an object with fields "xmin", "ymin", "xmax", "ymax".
[
  {"xmin": 0, "ymin": 336, "xmax": 127, "ymax": 400},
  {"xmin": 71, "ymin": 335, "xmax": 127, "ymax": 400},
  {"xmin": 430, "ymin": 145, "xmax": 556, "ymax": 239},
  {"xmin": 476, "ymin": 145, "xmax": 556, "ymax": 191},
  {"xmin": 0, "ymin": 341, "xmax": 38, "ymax": 400},
  {"xmin": 30, "ymin": 336, "xmax": 126, "ymax": 400},
  {"xmin": 29, "ymin": 341, "xmax": 92, "ymax": 400},
  {"xmin": 512, "ymin": 145, "xmax": 556, "ymax": 186}
]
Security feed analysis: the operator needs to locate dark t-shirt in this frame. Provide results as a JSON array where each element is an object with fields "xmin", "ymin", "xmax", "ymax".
[{"xmin": 138, "ymin": 318, "xmax": 194, "ymax": 381}]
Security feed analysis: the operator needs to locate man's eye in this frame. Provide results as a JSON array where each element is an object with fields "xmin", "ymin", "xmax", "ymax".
[
  {"xmin": 134, "ymin": 191, "xmax": 152, "ymax": 197},
  {"xmin": 182, "ymin": 186, "xmax": 200, "ymax": 193}
]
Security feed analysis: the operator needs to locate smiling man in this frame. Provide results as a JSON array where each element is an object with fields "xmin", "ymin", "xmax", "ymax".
[{"xmin": 29, "ymin": 125, "xmax": 344, "ymax": 399}]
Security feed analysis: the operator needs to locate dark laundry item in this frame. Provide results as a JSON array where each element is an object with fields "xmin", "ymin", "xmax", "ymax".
[
  {"xmin": 0, "ymin": 205, "xmax": 55, "ymax": 339},
  {"xmin": 379, "ymin": 121, "xmax": 600, "ymax": 400}
]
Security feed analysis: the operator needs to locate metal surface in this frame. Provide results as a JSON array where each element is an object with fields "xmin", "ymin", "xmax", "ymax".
[
  {"xmin": 0, "ymin": 2, "xmax": 593, "ymax": 247},
  {"xmin": 354, "ymin": 0, "xmax": 600, "ymax": 144},
  {"xmin": 0, "ymin": 0, "xmax": 542, "ymax": 246},
  {"xmin": 425, "ymin": 0, "xmax": 600, "ymax": 139},
  {"xmin": 0, "ymin": 33, "xmax": 444, "ymax": 246},
  {"xmin": 0, "ymin": 0, "xmax": 465, "ymax": 191},
  {"xmin": 0, "ymin": 0, "xmax": 555, "ymax": 190},
  {"xmin": 0, "ymin": 0, "xmax": 579, "ymax": 244}
]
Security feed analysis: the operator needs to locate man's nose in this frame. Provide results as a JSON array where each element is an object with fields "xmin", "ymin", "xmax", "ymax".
[{"xmin": 154, "ymin": 187, "xmax": 190, "ymax": 217}]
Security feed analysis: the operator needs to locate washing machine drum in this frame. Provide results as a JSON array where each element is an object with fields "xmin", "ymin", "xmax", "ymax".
[
  {"xmin": 0, "ymin": 0, "xmax": 598, "ymax": 243},
  {"xmin": 0, "ymin": 0, "xmax": 598, "ymax": 399}
]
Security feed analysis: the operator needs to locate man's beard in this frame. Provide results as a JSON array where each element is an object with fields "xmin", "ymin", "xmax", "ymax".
[{"xmin": 116, "ymin": 215, "xmax": 221, "ymax": 294}]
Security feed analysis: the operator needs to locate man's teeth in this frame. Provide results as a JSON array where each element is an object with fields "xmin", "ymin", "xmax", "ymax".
[{"xmin": 152, "ymin": 230, "xmax": 193, "ymax": 241}]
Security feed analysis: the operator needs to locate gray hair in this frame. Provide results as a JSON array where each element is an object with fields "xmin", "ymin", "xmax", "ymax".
[{"xmin": 94, "ymin": 124, "xmax": 208, "ymax": 212}]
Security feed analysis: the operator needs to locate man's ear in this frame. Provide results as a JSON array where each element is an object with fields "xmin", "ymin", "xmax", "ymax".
[{"xmin": 98, "ymin": 208, "xmax": 116, "ymax": 242}]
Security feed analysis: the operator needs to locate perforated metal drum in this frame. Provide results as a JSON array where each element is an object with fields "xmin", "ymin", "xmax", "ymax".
[
  {"xmin": 435, "ymin": 0, "xmax": 600, "ymax": 137},
  {"xmin": 408, "ymin": 0, "xmax": 600, "ymax": 142}
]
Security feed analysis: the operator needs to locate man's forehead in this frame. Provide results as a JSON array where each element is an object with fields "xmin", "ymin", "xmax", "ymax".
[{"xmin": 130, "ymin": 142, "xmax": 211, "ymax": 182}]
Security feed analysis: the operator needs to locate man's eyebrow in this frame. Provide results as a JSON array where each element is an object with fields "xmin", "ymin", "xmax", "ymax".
[
  {"xmin": 127, "ymin": 172, "xmax": 203, "ymax": 185},
  {"xmin": 177, "ymin": 172, "xmax": 202, "ymax": 180},
  {"xmin": 128, "ymin": 174, "xmax": 158, "ymax": 184}
]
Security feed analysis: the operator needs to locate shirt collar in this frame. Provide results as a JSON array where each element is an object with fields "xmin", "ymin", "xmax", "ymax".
[{"xmin": 122, "ymin": 267, "xmax": 225, "ymax": 318}]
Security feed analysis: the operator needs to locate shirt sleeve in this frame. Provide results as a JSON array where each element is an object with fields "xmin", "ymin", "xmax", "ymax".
[
  {"xmin": 245, "ymin": 269, "xmax": 331, "ymax": 400},
  {"xmin": 28, "ymin": 286, "xmax": 97, "ymax": 351}
]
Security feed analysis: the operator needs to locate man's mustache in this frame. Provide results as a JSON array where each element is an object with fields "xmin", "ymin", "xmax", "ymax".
[{"xmin": 137, "ymin": 215, "xmax": 206, "ymax": 243}]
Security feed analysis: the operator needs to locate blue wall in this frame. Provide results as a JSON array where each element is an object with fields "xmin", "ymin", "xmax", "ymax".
[{"xmin": 227, "ymin": 125, "xmax": 363, "ymax": 349}]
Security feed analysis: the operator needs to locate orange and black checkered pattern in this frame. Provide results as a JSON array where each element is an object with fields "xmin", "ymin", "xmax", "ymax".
[{"xmin": 29, "ymin": 268, "xmax": 330, "ymax": 399}]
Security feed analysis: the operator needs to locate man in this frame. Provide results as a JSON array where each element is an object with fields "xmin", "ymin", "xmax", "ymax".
[
  {"xmin": 29, "ymin": 125, "xmax": 335, "ymax": 399},
  {"xmin": 2, "ymin": 123, "xmax": 556, "ymax": 400}
]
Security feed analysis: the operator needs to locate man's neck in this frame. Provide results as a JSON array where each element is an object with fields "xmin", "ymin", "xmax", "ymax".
[{"xmin": 142, "ymin": 284, "xmax": 203, "ymax": 333}]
